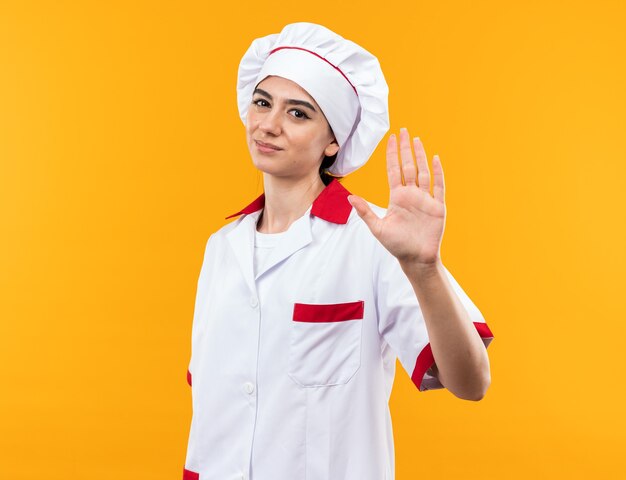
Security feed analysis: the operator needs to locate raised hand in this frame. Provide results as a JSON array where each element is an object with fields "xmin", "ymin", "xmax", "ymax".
[{"xmin": 347, "ymin": 128, "xmax": 446, "ymax": 267}]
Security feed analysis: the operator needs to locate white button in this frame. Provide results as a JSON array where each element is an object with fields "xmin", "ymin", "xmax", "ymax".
[
  {"xmin": 249, "ymin": 296, "xmax": 258, "ymax": 308},
  {"xmin": 244, "ymin": 382, "xmax": 255, "ymax": 394}
]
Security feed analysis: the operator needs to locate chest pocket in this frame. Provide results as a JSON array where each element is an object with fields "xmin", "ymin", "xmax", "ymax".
[{"xmin": 287, "ymin": 300, "xmax": 364, "ymax": 387}]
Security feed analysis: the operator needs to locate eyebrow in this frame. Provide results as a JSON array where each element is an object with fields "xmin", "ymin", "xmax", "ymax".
[{"xmin": 253, "ymin": 88, "xmax": 317, "ymax": 113}]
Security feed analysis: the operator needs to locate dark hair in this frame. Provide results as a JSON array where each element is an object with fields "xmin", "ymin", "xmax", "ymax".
[{"xmin": 319, "ymin": 153, "xmax": 340, "ymax": 186}]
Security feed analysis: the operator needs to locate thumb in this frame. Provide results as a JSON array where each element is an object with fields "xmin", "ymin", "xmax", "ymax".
[{"xmin": 347, "ymin": 195, "xmax": 381, "ymax": 234}]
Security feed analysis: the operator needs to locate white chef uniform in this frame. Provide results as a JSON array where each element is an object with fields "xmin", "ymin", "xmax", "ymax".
[{"xmin": 182, "ymin": 178, "xmax": 494, "ymax": 480}]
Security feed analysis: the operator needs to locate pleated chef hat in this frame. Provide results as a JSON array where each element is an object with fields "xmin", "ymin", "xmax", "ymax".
[{"xmin": 237, "ymin": 22, "xmax": 390, "ymax": 177}]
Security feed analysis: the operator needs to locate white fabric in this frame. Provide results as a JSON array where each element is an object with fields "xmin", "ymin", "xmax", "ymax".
[
  {"xmin": 254, "ymin": 228, "xmax": 285, "ymax": 278},
  {"xmin": 237, "ymin": 22, "xmax": 390, "ymax": 176},
  {"xmin": 183, "ymin": 194, "xmax": 492, "ymax": 479}
]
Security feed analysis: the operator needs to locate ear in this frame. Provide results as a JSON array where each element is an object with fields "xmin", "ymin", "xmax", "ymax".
[{"xmin": 324, "ymin": 139, "xmax": 340, "ymax": 157}]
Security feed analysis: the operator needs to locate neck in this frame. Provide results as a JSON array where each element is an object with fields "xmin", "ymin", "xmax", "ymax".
[{"xmin": 256, "ymin": 173, "xmax": 326, "ymax": 233}]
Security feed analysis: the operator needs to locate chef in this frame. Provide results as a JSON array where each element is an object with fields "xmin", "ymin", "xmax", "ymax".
[{"xmin": 182, "ymin": 21, "xmax": 494, "ymax": 480}]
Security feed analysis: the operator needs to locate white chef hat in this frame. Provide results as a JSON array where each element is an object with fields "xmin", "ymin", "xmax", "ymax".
[{"xmin": 237, "ymin": 22, "xmax": 390, "ymax": 177}]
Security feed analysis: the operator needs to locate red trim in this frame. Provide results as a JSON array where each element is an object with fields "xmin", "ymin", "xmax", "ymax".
[
  {"xmin": 310, "ymin": 179, "xmax": 353, "ymax": 224},
  {"xmin": 411, "ymin": 343, "xmax": 434, "ymax": 390},
  {"xmin": 474, "ymin": 322, "xmax": 494, "ymax": 339},
  {"xmin": 269, "ymin": 46, "xmax": 358, "ymax": 96},
  {"xmin": 411, "ymin": 321, "xmax": 494, "ymax": 391},
  {"xmin": 225, "ymin": 193, "xmax": 265, "ymax": 219},
  {"xmin": 187, "ymin": 369, "xmax": 192, "ymax": 387},
  {"xmin": 225, "ymin": 178, "xmax": 353, "ymax": 224},
  {"xmin": 183, "ymin": 468, "xmax": 199, "ymax": 480},
  {"xmin": 293, "ymin": 300, "xmax": 364, "ymax": 323}
]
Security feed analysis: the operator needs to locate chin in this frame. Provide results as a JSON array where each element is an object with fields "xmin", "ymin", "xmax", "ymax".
[{"xmin": 250, "ymin": 155, "xmax": 281, "ymax": 175}]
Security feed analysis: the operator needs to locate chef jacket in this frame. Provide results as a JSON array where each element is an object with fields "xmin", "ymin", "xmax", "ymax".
[{"xmin": 182, "ymin": 178, "xmax": 494, "ymax": 480}]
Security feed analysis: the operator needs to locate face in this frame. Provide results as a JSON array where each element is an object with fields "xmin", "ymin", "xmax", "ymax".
[{"xmin": 246, "ymin": 75, "xmax": 339, "ymax": 180}]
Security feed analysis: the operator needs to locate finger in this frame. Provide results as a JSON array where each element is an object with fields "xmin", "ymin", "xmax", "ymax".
[
  {"xmin": 399, "ymin": 128, "xmax": 417, "ymax": 186},
  {"xmin": 413, "ymin": 136, "xmax": 431, "ymax": 194},
  {"xmin": 385, "ymin": 134, "xmax": 402, "ymax": 189},
  {"xmin": 347, "ymin": 194, "xmax": 382, "ymax": 237},
  {"xmin": 432, "ymin": 154, "xmax": 445, "ymax": 203}
]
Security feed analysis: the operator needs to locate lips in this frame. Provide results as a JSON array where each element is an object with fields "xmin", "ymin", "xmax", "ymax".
[{"xmin": 255, "ymin": 140, "xmax": 283, "ymax": 150}]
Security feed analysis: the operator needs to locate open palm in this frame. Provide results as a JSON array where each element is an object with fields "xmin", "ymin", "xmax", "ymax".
[{"xmin": 348, "ymin": 128, "xmax": 446, "ymax": 266}]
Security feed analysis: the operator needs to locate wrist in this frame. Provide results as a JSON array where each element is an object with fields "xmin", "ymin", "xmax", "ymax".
[{"xmin": 399, "ymin": 256, "xmax": 444, "ymax": 280}]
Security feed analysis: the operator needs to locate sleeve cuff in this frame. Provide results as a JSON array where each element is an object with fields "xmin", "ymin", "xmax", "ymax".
[
  {"xmin": 183, "ymin": 468, "xmax": 199, "ymax": 480},
  {"xmin": 411, "ymin": 321, "xmax": 494, "ymax": 392}
]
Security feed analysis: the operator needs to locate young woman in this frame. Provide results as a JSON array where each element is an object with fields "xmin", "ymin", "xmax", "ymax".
[{"xmin": 183, "ymin": 22, "xmax": 494, "ymax": 480}]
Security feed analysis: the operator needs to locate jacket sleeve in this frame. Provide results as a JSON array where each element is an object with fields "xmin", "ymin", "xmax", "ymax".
[
  {"xmin": 373, "ymin": 241, "xmax": 494, "ymax": 391},
  {"xmin": 186, "ymin": 234, "xmax": 214, "ymax": 388}
]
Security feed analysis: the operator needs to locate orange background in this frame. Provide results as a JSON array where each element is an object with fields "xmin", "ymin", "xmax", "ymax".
[{"xmin": 1, "ymin": 1, "xmax": 625, "ymax": 478}]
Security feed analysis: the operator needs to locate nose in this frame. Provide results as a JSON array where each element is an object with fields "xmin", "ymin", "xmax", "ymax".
[{"xmin": 258, "ymin": 109, "xmax": 282, "ymax": 136}]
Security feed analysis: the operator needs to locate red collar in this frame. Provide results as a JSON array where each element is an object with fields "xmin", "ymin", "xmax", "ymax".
[{"xmin": 225, "ymin": 178, "xmax": 353, "ymax": 225}]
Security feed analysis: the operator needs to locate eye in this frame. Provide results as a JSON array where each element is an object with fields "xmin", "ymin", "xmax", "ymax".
[
  {"xmin": 290, "ymin": 109, "xmax": 310, "ymax": 120},
  {"xmin": 252, "ymin": 98, "xmax": 269, "ymax": 108}
]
